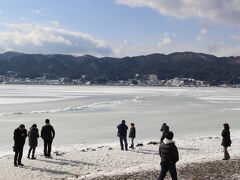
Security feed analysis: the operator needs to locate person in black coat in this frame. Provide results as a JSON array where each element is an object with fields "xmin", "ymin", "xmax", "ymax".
[
  {"xmin": 158, "ymin": 131, "xmax": 179, "ymax": 180},
  {"xmin": 129, "ymin": 123, "xmax": 136, "ymax": 149},
  {"xmin": 13, "ymin": 124, "xmax": 27, "ymax": 167},
  {"xmin": 160, "ymin": 123, "xmax": 169, "ymax": 143},
  {"xmin": 27, "ymin": 124, "xmax": 39, "ymax": 159},
  {"xmin": 117, "ymin": 120, "xmax": 128, "ymax": 150},
  {"xmin": 221, "ymin": 123, "xmax": 231, "ymax": 160},
  {"xmin": 41, "ymin": 119, "xmax": 55, "ymax": 157}
]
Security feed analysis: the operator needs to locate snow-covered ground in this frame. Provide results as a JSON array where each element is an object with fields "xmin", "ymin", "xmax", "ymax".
[{"xmin": 1, "ymin": 135, "xmax": 240, "ymax": 180}]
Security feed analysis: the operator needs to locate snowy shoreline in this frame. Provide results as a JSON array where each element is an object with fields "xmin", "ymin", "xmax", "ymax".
[{"xmin": 1, "ymin": 136, "xmax": 240, "ymax": 180}]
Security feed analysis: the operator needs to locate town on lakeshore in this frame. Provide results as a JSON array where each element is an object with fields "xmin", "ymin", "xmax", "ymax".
[{"xmin": 1, "ymin": 73, "xmax": 240, "ymax": 88}]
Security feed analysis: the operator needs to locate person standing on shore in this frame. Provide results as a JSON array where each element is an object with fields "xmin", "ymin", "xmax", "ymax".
[
  {"xmin": 117, "ymin": 120, "xmax": 128, "ymax": 151},
  {"xmin": 129, "ymin": 123, "xmax": 136, "ymax": 149},
  {"xmin": 158, "ymin": 131, "xmax": 179, "ymax": 180},
  {"xmin": 221, "ymin": 123, "xmax": 231, "ymax": 160},
  {"xmin": 27, "ymin": 124, "xmax": 39, "ymax": 159},
  {"xmin": 41, "ymin": 119, "xmax": 55, "ymax": 158},
  {"xmin": 160, "ymin": 123, "xmax": 169, "ymax": 143},
  {"xmin": 13, "ymin": 124, "xmax": 27, "ymax": 167}
]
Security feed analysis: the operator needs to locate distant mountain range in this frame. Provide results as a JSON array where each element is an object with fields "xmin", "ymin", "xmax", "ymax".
[{"xmin": 0, "ymin": 51, "xmax": 240, "ymax": 85}]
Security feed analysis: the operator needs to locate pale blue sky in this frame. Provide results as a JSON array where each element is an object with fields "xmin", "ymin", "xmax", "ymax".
[{"xmin": 0, "ymin": 0, "xmax": 239, "ymax": 57}]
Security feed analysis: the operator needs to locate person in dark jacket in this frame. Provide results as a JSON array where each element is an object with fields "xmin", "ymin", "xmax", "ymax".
[
  {"xmin": 41, "ymin": 119, "xmax": 55, "ymax": 158},
  {"xmin": 129, "ymin": 123, "xmax": 136, "ymax": 149},
  {"xmin": 13, "ymin": 124, "xmax": 27, "ymax": 167},
  {"xmin": 160, "ymin": 123, "xmax": 169, "ymax": 143},
  {"xmin": 221, "ymin": 123, "xmax": 231, "ymax": 160},
  {"xmin": 158, "ymin": 131, "xmax": 179, "ymax": 180},
  {"xmin": 27, "ymin": 124, "xmax": 39, "ymax": 159},
  {"xmin": 117, "ymin": 120, "xmax": 128, "ymax": 151}
]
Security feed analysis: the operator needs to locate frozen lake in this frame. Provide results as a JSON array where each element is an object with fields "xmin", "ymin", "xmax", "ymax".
[{"xmin": 1, "ymin": 85, "xmax": 240, "ymax": 157}]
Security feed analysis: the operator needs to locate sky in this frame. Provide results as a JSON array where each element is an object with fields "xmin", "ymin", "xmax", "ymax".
[{"xmin": 0, "ymin": 0, "xmax": 240, "ymax": 57}]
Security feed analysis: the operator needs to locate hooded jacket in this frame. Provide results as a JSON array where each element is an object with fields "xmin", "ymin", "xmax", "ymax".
[{"xmin": 159, "ymin": 139, "xmax": 179, "ymax": 164}]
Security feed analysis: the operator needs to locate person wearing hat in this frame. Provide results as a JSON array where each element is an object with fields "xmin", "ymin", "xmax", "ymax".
[
  {"xmin": 158, "ymin": 131, "xmax": 179, "ymax": 180},
  {"xmin": 117, "ymin": 120, "xmax": 128, "ymax": 150},
  {"xmin": 27, "ymin": 124, "xmax": 39, "ymax": 159},
  {"xmin": 13, "ymin": 124, "xmax": 27, "ymax": 167}
]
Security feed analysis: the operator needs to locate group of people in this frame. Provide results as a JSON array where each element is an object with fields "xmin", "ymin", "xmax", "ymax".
[
  {"xmin": 13, "ymin": 119, "xmax": 232, "ymax": 179},
  {"xmin": 117, "ymin": 120, "xmax": 136, "ymax": 150},
  {"xmin": 117, "ymin": 121, "xmax": 232, "ymax": 180},
  {"xmin": 13, "ymin": 119, "xmax": 55, "ymax": 167}
]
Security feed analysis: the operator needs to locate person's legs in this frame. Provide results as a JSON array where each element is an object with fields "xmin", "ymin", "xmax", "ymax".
[
  {"xmin": 158, "ymin": 163, "xmax": 168, "ymax": 180},
  {"xmin": 131, "ymin": 138, "xmax": 134, "ymax": 148},
  {"xmin": 129, "ymin": 138, "xmax": 133, "ymax": 148},
  {"xmin": 47, "ymin": 140, "xmax": 52, "ymax": 157},
  {"xmin": 123, "ymin": 136, "xmax": 128, "ymax": 150},
  {"xmin": 28, "ymin": 147, "xmax": 33, "ymax": 158},
  {"xmin": 18, "ymin": 147, "xmax": 23, "ymax": 165},
  {"xmin": 32, "ymin": 147, "xmax": 36, "ymax": 159},
  {"xmin": 168, "ymin": 163, "xmax": 178, "ymax": 180},
  {"xmin": 119, "ymin": 137, "xmax": 124, "ymax": 150},
  {"xmin": 14, "ymin": 151, "xmax": 18, "ymax": 166},
  {"xmin": 224, "ymin": 147, "xmax": 230, "ymax": 160},
  {"xmin": 226, "ymin": 147, "xmax": 230, "ymax": 159},
  {"xmin": 44, "ymin": 140, "xmax": 47, "ymax": 156},
  {"xmin": 224, "ymin": 147, "xmax": 227, "ymax": 159}
]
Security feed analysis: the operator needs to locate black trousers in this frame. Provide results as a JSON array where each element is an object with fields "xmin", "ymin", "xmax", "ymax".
[
  {"xmin": 43, "ymin": 139, "xmax": 52, "ymax": 157},
  {"xmin": 158, "ymin": 163, "xmax": 177, "ymax": 180},
  {"xmin": 119, "ymin": 136, "xmax": 128, "ymax": 150},
  {"xmin": 14, "ymin": 146, "xmax": 24, "ymax": 165},
  {"xmin": 28, "ymin": 146, "xmax": 36, "ymax": 158}
]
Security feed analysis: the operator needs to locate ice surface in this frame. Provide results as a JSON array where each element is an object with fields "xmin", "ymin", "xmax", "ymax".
[{"xmin": 1, "ymin": 85, "xmax": 240, "ymax": 155}]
